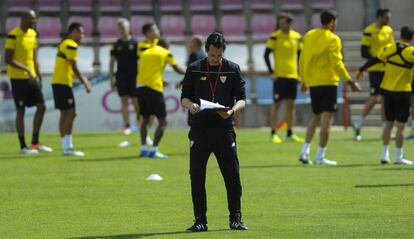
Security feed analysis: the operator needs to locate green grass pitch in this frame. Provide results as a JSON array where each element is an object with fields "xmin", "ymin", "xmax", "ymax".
[{"xmin": 1, "ymin": 129, "xmax": 413, "ymax": 238}]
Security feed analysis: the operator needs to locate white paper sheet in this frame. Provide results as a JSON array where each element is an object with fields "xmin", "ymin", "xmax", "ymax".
[{"xmin": 199, "ymin": 99, "xmax": 227, "ymax": 111}]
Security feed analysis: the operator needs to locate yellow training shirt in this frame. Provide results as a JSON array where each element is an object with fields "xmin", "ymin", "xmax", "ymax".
[
  {"xmin": 136, "ymin": 45, "xmax": 177, "ymax": 93},
  {"xmin": 137, "ymin": 39, "xmax": 159, "ymax": 58},
  {"xmin": 299, "ymin": 28, "xmax": 351, "ymax": 87},
  {"xmin": 377, "ymin": 42, "xmax": 414, "ymax": 92},
  {"xmin": 5, "ymin": 26, "xmax": 38, "ymax": 79},
  {"xmin": 361, "ymin": 23, "xmax": 394, "ymax": 72},
  {"xmin": 51, "ymin": 39, "xmax": 78, "ymax": 87},
  {"xmin": 266, "ymin": 29, "xmax": 302, "ymax": 79}
]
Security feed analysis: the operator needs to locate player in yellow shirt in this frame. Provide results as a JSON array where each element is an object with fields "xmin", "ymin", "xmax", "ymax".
[
  {"xmin": 353, "ymin": 8, "xmax": 394, "ymax": 141},
  {"xmin": 5, "ymin": 10, "xmax": 52, "ymax": 154},
  {"xmin": 298, "ymin": 10, "xmax": 361, "ymax": 165},
  {"xmin": 356, "ymin": 26, "xmax": 414, "ymax": 165},
  {"xmin": 134, "ymin": 23, "xmax": 161, "ymax": 145},
  {"xmin": 137, "ymin": 39, "xmax": 185, "ymax": 158},
  {"xmin": 264, "ymin": 12, "xmax": 304, "ymax": 144},
  {"xmin": 138, "ymin": 23, "xmax": 160, "ymax": 58},
  {"xmin": 51, "ymin": 23, "xmax": 91, "ymax": 157}
]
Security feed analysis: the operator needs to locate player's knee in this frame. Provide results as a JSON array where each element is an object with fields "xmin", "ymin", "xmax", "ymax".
[
  {"xmin": 68, "ymin": 110, "xmax": 77, "ymax": 119},
  {"xmin": 159, "ymin": 118, "xmax": 168, "ymax": 127},
  {"xmin": 16, "ymin": 108, "xmax": 25, "ymax": 116},
  {"xmin": 142, "ymin": 117, "xmax": 150, "ymax": 125},
  {"xmin": 37, "ymin": 104, "xmax": 46, "ymax": 113}
]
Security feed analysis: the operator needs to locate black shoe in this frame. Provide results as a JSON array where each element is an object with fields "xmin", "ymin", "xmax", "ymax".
[
  {"xmin": 186, "ymin": 222, "xmax": 208, "ymax": 233},
  {"xmin": 381, "ymin": 159, "xmax": 390, "ymax": 164},
  {"xmin": 229, "ymin": 221, "xmax": 248, "ymax": 230},
  {"xmin": 229, "ymin": 212, "xmax": 248, "ymax": 230}
]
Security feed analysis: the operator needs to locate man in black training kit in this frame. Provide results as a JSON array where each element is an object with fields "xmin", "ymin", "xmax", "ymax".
[
  {"xmin": 109, "ymin": 18, "xmax": 139, "ymax": 135},
  {"xmin": 181, "ymin": 32, "xmax": 248, "ymax": 232}
]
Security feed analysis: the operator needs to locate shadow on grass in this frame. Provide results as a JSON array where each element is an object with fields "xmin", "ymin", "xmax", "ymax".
[
  {"xmin": 69, "ymin": 229, "xmax": 229, "ymax": 239},
  {"xmin": 241, "ymin": 164, "xmax": 304, "ymax": 169},
  {"xmin": 374, "ymin": 167, "xmax": 414, "ymax": 171},
  {"xmin": 70, "ymin": 153, "xmax": 187, "ymax": 162},
  {"xmin": 241, "ymin": 163, "xmax": 377, "ymax": 169},
  {"xmin": 355, "ymin": 183, "xmax": 414, "ymax": 188},
  {"xmin": 70, "ymin": 155, "xmax": 142, "ymax": 162},
  {"xmin": 0, "ymin": 154, "xmax": 56, "ymax": 160}
]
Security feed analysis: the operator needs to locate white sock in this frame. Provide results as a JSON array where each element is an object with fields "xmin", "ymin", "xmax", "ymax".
[
  {"xmin": 68, "ymin": 135, "xmax": 73, "ymax": 148},
  {"xmin": 411, "ymin": 119, "xmax": 414, "ymax": 130},
  {"xmin": 354, "ymin": 116, "xmax": 364, "ymax": 129},
  {"xmin": 381, "ymin": 145, "xmax": 389, "ymax": 160},
  {"xmin": 300, "ymin": 143, "xmax": 310, "ymax": 156},
  {"xmin": 316, "ymin": 146, "xmax": 326, "ymax": 160},
  {"xmin": 151, "ymin": 146, "xmax": 158, "ymax": 153},
  {"xmin": 64, "ymin": 134, "xmax": 73, "ymax": 149},
  {"xmin": 395, "ymin": 147, "xmax": 403, "ymax": 161},
  {"xmin": 63, "ymin": 135, "xmax": 70, "ymax": 149},
  {"xmin": 61, "ymin": 137, "xmax": 66, "ymax": 150}
]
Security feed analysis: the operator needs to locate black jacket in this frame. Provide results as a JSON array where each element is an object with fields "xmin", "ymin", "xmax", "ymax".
[{"xmin": 181, "ymin": 57, "xmax": 246, "ymax": 128}]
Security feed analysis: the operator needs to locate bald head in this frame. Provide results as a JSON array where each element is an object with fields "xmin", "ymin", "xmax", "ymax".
[
  {"xmin": 20, "ymin": 9, "xmax": 37, "ymax": 30},
  {"xmin": 189, "ymin": 35, "xmax": 203, "ymax": 52}
]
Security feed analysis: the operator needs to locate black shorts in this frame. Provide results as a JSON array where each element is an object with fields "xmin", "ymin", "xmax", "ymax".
[
  {"xmin": 310, "ymin": 86, "xmax": 337, "ymax": 114},
  {"xmin": 273, "ymin": 77, "xmax": 298, "ymax": 102},
  {"xmin": 382, "ymin": 89, "xmax": 411, "ymax": 123},
  {"xmin": 10, "ymin": 79, "xmax": 44, "ymax": 109},
  {"xmin": 52, "ymin": 84, "xmax": 75, "ymax": 110},
  {"xmin": 136, "ymin": 86, "xmax": 166, "ymax": 119},
  {"xmin": 116, "ymin": 76, "xmax": 136, "ymax": 97},
  {"xmin": 369, "ymin": 71, "xmax": 384, "ymax": 96}
]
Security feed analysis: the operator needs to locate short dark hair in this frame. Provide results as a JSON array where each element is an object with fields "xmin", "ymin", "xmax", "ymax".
[
  {"xmin": 277, "ymin": 12, "xmax": 294, "ymax": 23},
  {"xmin": 142, "ymin": 23, "xmax": 155, "ymax": 35},
  {"xmin": 157, "ymin": 38, "xmax": 169, "ymax": 49},
  {"xmin": 191, "ymin": 35, "xmax": 203, "ymax": 48},
  {"xmin": 400, "ymin": 25, "xmax": 414, "ymax": 40},
  {"xmin": 320, "ymin": 9, "xmax": 337, "ymax": 26},
  {"xmin": 205, "ymin": 32, "xmax": 226, "ymax": 51},
  {"xmin": 68, "ymin": 22, "xmax": 83, "ymax": 34},
  {"xmin": 376, "ymin": 8, "xmax": 390, "ymax": 18}
]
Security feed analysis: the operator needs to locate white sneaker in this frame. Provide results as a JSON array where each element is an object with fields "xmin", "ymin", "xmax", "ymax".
[
  {"xmin": 315, "ymin": 158, "xmax": 337, "ymax": 166},
  {"xmin": 146, "ymin": 136, "xmax": 153, "ymax": 146},
  {"xmin": 30, "ymin": 144, "xmax": 53, "ymax": 153},
  {"xmin": 21, "ymin": 147, "xmax": 39, "ymax": 154},
  {"xmin": 395, "ymin": 159, "xmax": 413, "ymax": 165},
  {"xmin": 63, "ymin": 149, "xmax": 85, "ymax": 157},
  {"xmin": 123, "ymin": 127, "xmax": 132, "ymax": 135}
]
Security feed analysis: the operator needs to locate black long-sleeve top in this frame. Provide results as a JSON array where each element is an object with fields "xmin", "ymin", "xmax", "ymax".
[{"xmin": 181, "ymin": 57, "xmax": 246, "ymax": 128}]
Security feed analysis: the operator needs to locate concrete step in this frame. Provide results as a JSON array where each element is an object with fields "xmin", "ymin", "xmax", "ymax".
[
  {"xmin": 347, "ymin": 93, "xmax": 374, "ymax": 103},
  {"xmin": 350, "ymin": 114, "xmax": 382, "ymax": 126},
  {"xmin": 349, "ymin": 104, "xmax": 382, "ymax": 115},
  {"xmin": 337, "ymin": 31, "xmax": 362, "ymax": 41}
]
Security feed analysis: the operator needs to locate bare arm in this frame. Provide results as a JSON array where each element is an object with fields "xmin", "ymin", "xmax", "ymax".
[
  {"xmin": 33, "ymin": 49, "xmax": 42, "ymax": 85},
  {"xmin": 263, "ymin": 48, "xmax": 274, "ymax": 74},
  {"xmin": 217, "ymin": 99, "xmax": 246, "ymax": 119},
  {"xmin": 108, "ymin": 56, "xmax": 116, "ymax": 90},
  {"xmin": 172, "ymin": 64, "xmax": 185, "ymax": 75},
  {"xmin": 70, "ymin": 60, "xmax": 91, "ymax": 93},
  {"xmin": 5, "ymin": 49, "xmax": 35, "ymax": 79},
  {"xmin": 181, "ymin": 97, "xmax": 200, "ymax": 115}
]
